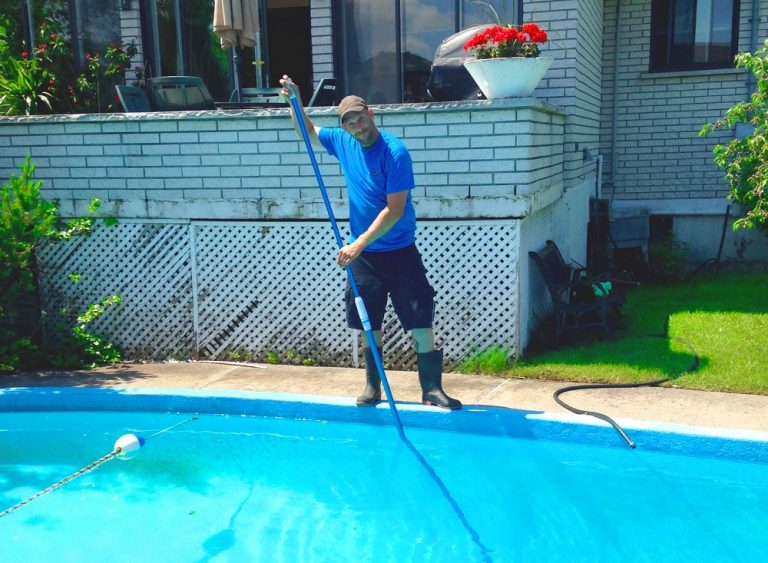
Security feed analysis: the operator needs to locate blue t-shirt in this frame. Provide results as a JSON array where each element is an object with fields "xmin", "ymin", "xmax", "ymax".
[{"xmin": 318, "ymin": 127, "xmax": 416, "ymax": 252}]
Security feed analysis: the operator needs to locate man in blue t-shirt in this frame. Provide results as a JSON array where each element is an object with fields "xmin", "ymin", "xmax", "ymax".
[{"xmin": 280, "ymin": 75, "xmax": 461, "ymax": 410}]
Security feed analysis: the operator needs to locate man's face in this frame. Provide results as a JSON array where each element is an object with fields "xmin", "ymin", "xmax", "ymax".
[{"xmin": 341, "ymin": 109, "xmax": 378, "ymax": 148}]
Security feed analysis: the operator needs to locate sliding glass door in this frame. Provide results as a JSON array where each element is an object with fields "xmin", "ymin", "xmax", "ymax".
[{"xmin": 336, "ymin": 0, "xmax": 507, "ymax": 103}]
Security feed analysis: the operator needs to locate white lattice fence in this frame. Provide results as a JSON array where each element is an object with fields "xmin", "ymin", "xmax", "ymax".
[
  {"xmin": 416, "ymin": 222, "xmax": 518, "ymax": 368},
  {"xmin": 38, "ymin": 222, "xmax": 195, "ymax": 359},
  {"xmin": 192, "ymin": 222, "xmax": 350, "ymax": 364},
  {"xmin": 37, "ymin": 220, "xmax": 519, "ymax": 368}
]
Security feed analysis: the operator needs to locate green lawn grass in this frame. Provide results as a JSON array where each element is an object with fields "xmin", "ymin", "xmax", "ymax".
[{"xmin": 466, "ymin": 273, "xmax": 768, "ymax": 394}]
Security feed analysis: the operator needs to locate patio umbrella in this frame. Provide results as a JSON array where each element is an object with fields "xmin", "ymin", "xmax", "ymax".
[{"xmin": 213, "ymin": 0, "xmax": 260, "ymax": 99}]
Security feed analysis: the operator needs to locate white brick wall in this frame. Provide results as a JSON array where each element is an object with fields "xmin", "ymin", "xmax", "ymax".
[
  {"xmin": 0, "ymin": 99, "xmax": 566, "ymax": 221},
  {"xmin": 527, "ymin": 0, "xmax": 604, "ymax": 189},
  {"xmin": 1, "ymin": 100, "xmax": 583, "ymax": 359},
  {"xmin": 119, "ymin": 8, "xmax": 144, "ymax": 86},
  {"xmin": 600, "ymin": 0, "xmax": 768, "ymax": 203},
  {"xmin": 310, "ymin": 0, "xmax": 334, "ymax": 88}
]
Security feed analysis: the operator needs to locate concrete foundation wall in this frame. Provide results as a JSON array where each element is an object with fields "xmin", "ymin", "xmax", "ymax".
[
  {"xmin": 520, "ymin": 177, "xmax": 593, "ymax": 352},
  {"xmin": 674, "ymin": 216, "xmax": 768, "ymax": 269}
]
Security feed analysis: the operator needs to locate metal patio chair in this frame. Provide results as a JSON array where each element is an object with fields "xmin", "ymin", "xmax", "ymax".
[
  {"xmin": 308, "ymin": 78, "xmax": 338, "ymax": 107},
  {"xmin": 148, "ymin": 76, "xmax": 216, "ymax": 111},
  {"xmin": 115, "ymin": 85, "xmax": 151, "ymax": 112},
  {"xmin": 529, "ymin": 240, "xmax": 627, "ymax": 343}
]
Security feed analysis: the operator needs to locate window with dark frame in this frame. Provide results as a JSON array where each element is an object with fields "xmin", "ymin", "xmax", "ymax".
[
  {"xmin": 650, "ymin": 0, "xmax": 740, "ymax": 72},
  {"xmin": 334, "ymin": 0, "xmax": 517, "ymax": 104}
]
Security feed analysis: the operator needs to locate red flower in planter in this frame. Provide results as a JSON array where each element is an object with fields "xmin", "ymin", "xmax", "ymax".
[{"xmin": 464, "ymin": 22, "xmax": 548, "ymax": 59}]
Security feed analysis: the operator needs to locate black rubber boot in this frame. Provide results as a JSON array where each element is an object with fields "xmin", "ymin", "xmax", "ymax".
[
  {"xmin": 356, "ymin": 346, "xmax": 382, "ymax": 406},
  {"xmin": 417, "ymin": 350, "xmax": 462, "ymax": 410}
]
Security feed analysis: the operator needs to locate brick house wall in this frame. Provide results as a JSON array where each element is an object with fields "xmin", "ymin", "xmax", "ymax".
[
  {"xmin": 527, "ymin": 0, "xmax": 605, "ymax": 191},
  {"xmin": 597, "ymin": 0, "xmax": 768, "ymax": 263},
  {"xmin": 310, "ymin": 0, "xmax": 334, "ymax": 88},
  {"xmin": 0, "ymin": 101, "xmax": 565, "ymax": 220},
  {"xmin": 600, "ymin": 0, "xmax": 764, "ymax": 201}
]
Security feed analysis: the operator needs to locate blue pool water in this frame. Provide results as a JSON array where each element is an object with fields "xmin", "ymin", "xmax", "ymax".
[{"xmin": 0, "ymin": 388, "xmax": 767, "ymax": 562}]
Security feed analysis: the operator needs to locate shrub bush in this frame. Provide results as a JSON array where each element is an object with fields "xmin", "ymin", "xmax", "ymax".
[
  {"xmin": 0, "ymin": 6, "xmax": 137, "ymax": 116},
  {"xmin": 701, "ymin": 39, "xmax": 768, "ymax": 235},
  {"xmin": 0, "ymin": 155, "xmax": 121, "ymax": 372}
]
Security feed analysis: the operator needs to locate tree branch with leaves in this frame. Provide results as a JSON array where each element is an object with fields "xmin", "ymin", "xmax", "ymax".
[{"xmin": 701, "ymin": 40, "xmax": 768, "ymax": 234}]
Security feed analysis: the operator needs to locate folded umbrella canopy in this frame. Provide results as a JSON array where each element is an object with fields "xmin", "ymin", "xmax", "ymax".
[{"xmin": 213, "ymin": 0, "xmax": 260, "ymax": 97}]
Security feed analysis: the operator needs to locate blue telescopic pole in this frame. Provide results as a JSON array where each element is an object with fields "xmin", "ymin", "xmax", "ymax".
[{"xmin": 288, "ymin": 93, "xmax": 406, "ymax": 440}]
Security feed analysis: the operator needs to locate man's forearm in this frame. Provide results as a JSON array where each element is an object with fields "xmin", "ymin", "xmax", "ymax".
[
  {"xmin": 355, "ymin": 207, "xmax": 403, "ymax": 249},
  {"xmin": 288, "ymin": 103, "xmax": 320, "ymax": 146}
]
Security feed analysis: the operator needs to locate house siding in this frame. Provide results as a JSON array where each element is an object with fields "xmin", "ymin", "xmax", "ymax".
[
  {"xmin": 600, "ymin": 0, "xmax": 768, "ymax": 205},
  {"xmin": 119, "ymin": 6, "xmax": 144, "ymax": 87},
  {"xmin": 527, "ymin": 0, "xmax": 604, "ymax": 190},
  {"xmin": 310, "ymin": 0, "xmax": 334, "ymax": 87}
]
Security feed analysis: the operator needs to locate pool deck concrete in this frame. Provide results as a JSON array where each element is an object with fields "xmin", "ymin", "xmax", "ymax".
[{"xmin": 3, "ymin": 361, "xmax": 768, "ymax": 434}]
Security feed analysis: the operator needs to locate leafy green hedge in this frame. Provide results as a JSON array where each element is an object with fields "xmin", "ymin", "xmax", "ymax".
[{"xmin": 0, "ymin": 155, "xmax": 121, "ymax": 372}]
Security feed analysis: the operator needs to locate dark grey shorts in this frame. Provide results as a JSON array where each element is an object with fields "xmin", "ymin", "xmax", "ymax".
[{"xmin": 345, "ymin": 244, "xmax": 436, "ymax": 332}]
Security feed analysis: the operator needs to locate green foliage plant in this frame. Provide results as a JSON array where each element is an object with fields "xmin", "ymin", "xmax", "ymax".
[
  {"xmin": 701, "ymin": 40, "xmax": 768, "ymax": 234},
  {"xmin": 48, "ymin": 286, "xmax": 123, "ymax": 369},
  {"xmin": 0, "ymin": 155, "xmax": 56, "ymax": 369},
  {"xmin": 649, "ymin": 234, "xmax": 689, "ymax": 282},
  {"xmin": 0, "ymin": 8, "xmax": 138, "ymax": 115},
  {"xmin": 0, "ymin": 155, "xmax": 121, "ymax": 372},
  {"xmin": 0, "ymin": 20, "xmax": 53, "ymax": 115},
  {"xmin": 458, "ymin": 345, "xmax": 512, "ymax": 374}
]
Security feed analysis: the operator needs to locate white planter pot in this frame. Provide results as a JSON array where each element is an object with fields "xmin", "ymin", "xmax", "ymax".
[{"xmin": 464, "ymin": 57, "xmax": 553, "ymax": 98}]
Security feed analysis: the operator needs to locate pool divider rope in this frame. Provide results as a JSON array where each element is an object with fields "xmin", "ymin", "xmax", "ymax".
[
  {"xmin": 0, "ymin": 416, "xmax": 198, "ymax": 519},
  {"xmin": 288, "ymin": 89, "xmax": 405, "ymax": 440},
  {"xmin": 0, "ymin": 449, "xmax": 120, "ymax": 519}
]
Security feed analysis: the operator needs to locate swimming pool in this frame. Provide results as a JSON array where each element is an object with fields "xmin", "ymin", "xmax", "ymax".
[{"xmin": 1, "ymin": 388, "xmax": 767, "ymax": 562}]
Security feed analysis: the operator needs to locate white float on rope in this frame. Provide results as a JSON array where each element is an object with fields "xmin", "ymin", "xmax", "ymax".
[{"xmin": 114, "ymin": 433, "xmax": 145, "ymax": 459}]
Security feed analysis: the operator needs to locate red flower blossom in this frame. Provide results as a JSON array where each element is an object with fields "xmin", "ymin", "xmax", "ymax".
[
  {"xmin": 464, "ymin": 22, "xmax": 548, "ymax": 59},
  {"xmin": 21, "ymin": 51, "xmax": 28, "ymax": 58}
]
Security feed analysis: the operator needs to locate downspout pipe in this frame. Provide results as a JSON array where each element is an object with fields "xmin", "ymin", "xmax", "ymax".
[
  {"xmin": 747, "ymin": 0, "xmax": 759, "ymax": 99},
  {"xmin": 609, "ymin": 0, "xmax": 622, "ymax": 191}
]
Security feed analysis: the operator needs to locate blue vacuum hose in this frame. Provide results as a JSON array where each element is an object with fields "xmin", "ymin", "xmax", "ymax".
[{"xmin": 288, "ymin": 93, "xmax": 405, "ymax": 440}]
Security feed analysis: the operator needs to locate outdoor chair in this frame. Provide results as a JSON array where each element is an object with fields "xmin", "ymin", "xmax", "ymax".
[
  {"xmin": 308, "ymin": 78, "xmax": 338, "ymax": 107},
  {"xmin": 148, "ymin": 76, "xmax": 216, "ymax": 111},
  {"xmin": 529, "ymin": 240, "xmax": 628, "ymax": 343},
  {"xmin": 115, "ymin": 85, "xmax": 150, "ymax": 112},
  {"xmin": 228, "ymin": 87, "xmax": 283, "ymax": 106}
]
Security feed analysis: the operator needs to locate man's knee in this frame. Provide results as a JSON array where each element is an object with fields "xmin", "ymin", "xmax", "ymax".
[
  {"xmin": 411, "ymin": 328, "xmax": 434, "ymax": 353},
  {"xmin": 360, "ymin": 330, "xmax": 383, "ymax": 349}
]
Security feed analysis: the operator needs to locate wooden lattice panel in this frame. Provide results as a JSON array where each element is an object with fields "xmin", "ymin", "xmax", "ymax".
[
  {"xmin": 37, "ymin": 222, "xmax": 195, "ymax": 359},
  {"xmin": 382, "ymin": 222, "xmax": 518, "ymax": 369},
  {"xmin": 192, "ymin": 222, "xmax": 350, "ymax": 363},
  {"xmin": 37, "ymin": 220, "xmax": 519, "ymax": 368}
]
